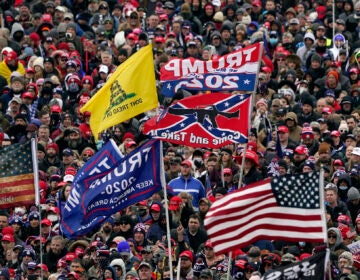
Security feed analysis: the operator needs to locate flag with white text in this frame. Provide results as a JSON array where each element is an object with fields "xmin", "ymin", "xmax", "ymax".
[
  {"xmin": 61, "ymin": 139, "xmax": 165, "ymax": 238},
  {"xmin": 205, "ymin": 172, "xmax": 326, "ymax": 254},
  {"xmin": 160, "ymin": 43, "xmax": 261, "ymax": 96},
  {"xmin": 261, "ymin": 249, "xmax": 329, "ymax": 280},
  {"xmin": 143, "ymin": 93, "xmax": 251, "ymax": 148}
]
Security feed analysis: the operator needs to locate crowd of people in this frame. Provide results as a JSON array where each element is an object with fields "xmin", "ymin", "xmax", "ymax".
[{"xmin": 0, "ymin": 0, "xmax": 360, "ymax": 279}]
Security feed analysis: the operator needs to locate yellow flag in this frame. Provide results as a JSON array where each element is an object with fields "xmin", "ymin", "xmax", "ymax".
[{"xmin": 80, "ymin": 44, "xmax": 158, "ymax": 140}]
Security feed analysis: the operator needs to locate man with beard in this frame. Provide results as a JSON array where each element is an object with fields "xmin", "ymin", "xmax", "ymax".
[
  {"xmin": 7, "ymin": 114, "xmax": 28, "ymax": 144},
  {"xmin": 92, "ymin": 220, "xmax": 114, "ymax": 243},
  {"xmin": 0, "ymin": 74, "xmax": 26, "ymax": 112},
  {"xmin": 43, "ymin": 235, "xmax": 68, "ymax": 273},
  {"xmin": 315, "ymin": 142, "xmax": 333, "ymax": 170},
  {"xmin": 39, "ymin": 143, "xmax": 61, "ymax": 172},
  {"xmin": 179, "ymin": 250, "xmax": 194, "ymax": 279},
  {"xmin": 65, "ymin": 127, "xmax": 87, "ymax": 155},
  {"xmin": 292, "ymin": 145, "xmax": 309, "ymax": 174},
  {"xmin": 300, "ymin": 127, "xmax": 319, "ymax": 156},
  {"xmin": 4, "ymin": 97, "xmax": 22, "ymax": 123}
]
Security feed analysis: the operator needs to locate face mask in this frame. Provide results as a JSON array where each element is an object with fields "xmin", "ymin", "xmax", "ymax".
[
  {"xmin": 299, "ymin": 241, "xmax": 306, "ymax": 247},
  {"xmin": 92, "ymin": 26, "xmax": 98, "ymax": 33},
  {"xmin": 138, "ymin": 209, "xmax": 147, "ymax": 217},
  {"xmin": 42, "ymin": 31, "xmax": 49, "ymax": 37},
  {"xmin": 66, "ymin": 32, "xmax": 73, "ymax": 39},
  {"xmin": 13, "ymin": 33, "xmax": 24, "ymax": 42},
  {"xmin": 299, "ymin": 87, "xmax": 307, "ymax": 94},
  {"xmin": 315, "ymin": 46, "xmax": 326, "ymax": 53},
  {"xmin": 68, "ymin": 82, "xmax": 80, "ymax": 93},
  {"xmin": 356, "ymin": 11, "xmax": 360, "ymax": 16},
  {"xmin": 47, "ymin": 214, "xmax": 59, "ymax": 222},
  {"xmin": 339, "ymin": 185, "xmax": 348, "ymax": 191},
  {"xmin": 269, "ymin": 38, "xmax": 278, "ymax": 46}
]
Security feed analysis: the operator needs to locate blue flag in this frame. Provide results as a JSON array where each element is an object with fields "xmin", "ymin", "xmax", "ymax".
[{"xmin": 60, "ymin": 139, "xmax": 165, "ymax": 238}]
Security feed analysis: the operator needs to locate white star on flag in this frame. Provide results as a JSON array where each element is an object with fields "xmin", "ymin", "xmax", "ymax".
[
  {"xmin": 244, "ymin": 79, "xmax": 250, "ymax": 85},
  {"xmin": 167, "ymin": 83, "xmax": 172, "ymax": 90}
]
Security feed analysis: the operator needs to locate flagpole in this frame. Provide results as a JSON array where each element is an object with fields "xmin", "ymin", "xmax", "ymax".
[
  {"xmin": 237, "ymin": 42, "xmax": 264, "ymax": 189},
  {"xmin": 160, "ymin": 140, "xmax": 174, "ymax": 279},
  {"xmin": 319, "ymin": 167, "xmax": 328, "ymax": 244},
  {"xmin": 226, "ymin": 251, "xmax": 232, "ymax": 280},
  {"xmin": 31, "ymin": 137, "xmax": 43, "ymax": 278}
]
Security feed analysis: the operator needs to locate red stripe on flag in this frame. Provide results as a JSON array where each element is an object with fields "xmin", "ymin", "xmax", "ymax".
[{"xmin": 0, "ymin": 177, "xmax": 34, "ymax": 188}]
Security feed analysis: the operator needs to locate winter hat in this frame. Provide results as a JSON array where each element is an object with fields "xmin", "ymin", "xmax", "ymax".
[
  {"xmin": 311, "ymin": 53, "xmax": 321, "ymax": 63},
  {"xmin": 347, "ymin": 187, "xmax": 360, "ymax": 201},
  {"xmin": 117, "ymin": 241, "xmax": 130, "ymax": 256},
  {"xmin": 327, "ymin": 70, "xmax": 339, "ymax": 83},
  {"xmin": 33, "ymin": 57, "xmax": 44, "ymax": 69},
  {"xmin": 318, "ymin": 142, "xmax": 331, "ymax": 154},
  {"xmin": 256, "ymin": 98, "xmax": 268, "ymax": 109},
  {"xmin": 339, "ymin": 251, "xmax": 354, "ymax": 266}
]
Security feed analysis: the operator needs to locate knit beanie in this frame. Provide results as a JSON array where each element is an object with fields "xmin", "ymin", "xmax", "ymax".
[
  {"xmin": 339, "ymin": 251, "xmax": 354, "ymax": 266},
  {"xmin": 327, "ymin": 70, "xmax": 339, "ymax": 83},
  {"xmin": 318, "ymin": 142, "xmax": 331, "ymax": 154},
  {"xmin": 347, "ymin": 187, "xmax": 360, "ymax": 201}
]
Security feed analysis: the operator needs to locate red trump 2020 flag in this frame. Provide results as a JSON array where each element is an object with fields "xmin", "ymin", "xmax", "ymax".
[
  {"xmin": 143, "ymin": 93, "xmax": 251, "ymax": 148},
  {"xmin": 204, "ymin": 172, "xmax": 327, "ymax": 255}
]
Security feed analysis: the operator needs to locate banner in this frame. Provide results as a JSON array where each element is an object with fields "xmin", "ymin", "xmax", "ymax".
[
  {"xmin": 261, "ymin": 249, "xmax": 329, "ymax": 280},
  {"xmin": 0, "ymin": 141, "xmax": 35, "ymax": 208},
  {"xmin": 61, "ymin": 139, "xmax": 164, "ymax": 238},
  {"xmin": 143, "ymin": 93, "xmax": 251, "ymax": 148},
  {"xmin": 80, "ymin": 44, "xmax": 158, "ymax": 140},
  {"xmin": 160, "ymin": 43, "xmax": 261, "ymax": 96},
  {"xmin": 205, "ymin": 172, "xmax": 327, "ymax": 254}
]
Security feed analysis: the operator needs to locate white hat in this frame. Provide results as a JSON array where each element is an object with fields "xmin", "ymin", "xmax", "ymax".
[
  {"xmin": 99, "ymin": 65, "xmax": 109, "ymax": 74},
  {"xmin": 55, "ymin": 6, "xmax": 67, "ymax": 13},
  {"xmin": 352, "ymin": 147, "xmax": 360, "ymax": 156}
]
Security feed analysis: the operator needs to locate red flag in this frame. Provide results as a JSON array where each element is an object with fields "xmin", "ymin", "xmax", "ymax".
[
  {"xmin": 143, "ymin": 93, "xmax": 251, "ymax": 148},
  {"xmin": 204, "ymin": 172, "xmax": 326, "ymax": 254}
]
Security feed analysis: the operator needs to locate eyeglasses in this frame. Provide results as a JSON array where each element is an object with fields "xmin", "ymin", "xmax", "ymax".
[
  {"xmin": 328, "ymin": 234, "xmax": 337, "ymax": 238},
  {"xmin": 61, "ymin": 58, "xmax": 68, "ymax": 62},
  {"xmin": 99, "ymin": 5, "xmax": 108, "ymax": 9}
]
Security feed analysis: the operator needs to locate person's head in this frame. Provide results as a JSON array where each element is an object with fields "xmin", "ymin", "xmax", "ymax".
[
  {"xmin": 325, "ymin": 184, "xmax": 338, "ymax": 205},
  {"xmin": 179, "ymin": 250, "xmax": 193, "ymax": 271},
  {"xmin": 338, "ymin": 251, "xmax": 354, "ymax": 272},
  {"xmin": 188, "ymin": 214, "xmax": 200, "ymax": 233},
  {"xmin": 50, "ymin": 235, "xmax": 65, "ymax": 255},
  {"xmin": 180, "ymin": 160, "xmax": 193, "ymax": 177},
  {"xmin": 137, "ymin": 262, "xmax": 152, "ymax": 280},
  {"xmin": 0, "ymin": 212, "xmax": 9, "ymax": 230}
]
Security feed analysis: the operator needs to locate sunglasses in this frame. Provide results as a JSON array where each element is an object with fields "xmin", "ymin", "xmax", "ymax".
[
  {"xmin": 99, "ymin": 5, "xmax": 108, "ymax": 9},
  {"xmin": 277, "ymin": 58, "xmax": 285, "ymax": 61},
  {"xmin": 130, "ymin": 16, "xmax": 138, "ymax": 19},
  {"xmin": 61, "ymin": 58, "xmax": 68, "ymax": 62},
  {"xmin": 328, "ymin": 234, "xmax": 337, "ymax": 238}
]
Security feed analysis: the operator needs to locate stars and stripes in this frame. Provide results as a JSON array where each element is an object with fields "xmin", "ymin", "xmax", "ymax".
[
  {"xmin": 0, "ymin": 141, "xmax": 35, "ymax": 208},
  {"xmin": 204, "ymin": 172, "xmax": 326, "ymax": 255}
]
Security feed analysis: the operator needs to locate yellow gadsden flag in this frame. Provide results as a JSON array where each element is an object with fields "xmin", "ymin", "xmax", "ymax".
[{"xmin": 80, "ymin": 44, "xmax": 158, "ymax": 140}]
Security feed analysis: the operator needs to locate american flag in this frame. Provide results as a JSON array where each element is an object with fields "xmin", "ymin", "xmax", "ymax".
[
  {"xmin": 0, "ymin": 141, "xmax": 35, "ymax": 208},
  {"xmin": 204, "ymin": 172, "xmax": 327, "ymax": 254}
]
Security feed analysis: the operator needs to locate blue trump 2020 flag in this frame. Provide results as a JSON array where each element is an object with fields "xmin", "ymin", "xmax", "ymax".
[{"xmin": 61, "ymin": 139, "xmax": 165, "ymax": 238}]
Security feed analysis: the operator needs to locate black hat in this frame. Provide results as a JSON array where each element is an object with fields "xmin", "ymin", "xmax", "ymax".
[
  {"xmin": 44, "ymin": 57, "xmax": 54, "ymax": 65},
  {"xmin": 220, "ymin": 148, "xmax": 232, "ymax": 155},
  {"xmin": 14, "ymin": 113, "xmax": 27, "ymax": 123}
]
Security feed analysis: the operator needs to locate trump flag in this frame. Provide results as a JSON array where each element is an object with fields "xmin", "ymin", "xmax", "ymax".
[
  {"xmin": 205, "ymin": 172, "xmax": 327, "ymax": 254},
  {"xmin": 160, "ymin": 43, "xmax": 262, "ymax": 96},
  {"xmin": 143, "ymin": 93, "xmax": 251, "ymax": 148},
  {"xmin": 80, "ymin": 44, "xmax": 158, "ymax": 141},
  {"xmin": 61, "ymin": 139, "xmax": 165, "ymax": 238}
]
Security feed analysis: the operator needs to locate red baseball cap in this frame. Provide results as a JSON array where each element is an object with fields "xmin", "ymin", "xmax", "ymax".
[
  {"xmin": 169, "ymin": 196, "xmax": 182, "ymax": 211},
  {"xmin": 223, "ymin": 168, "xmax": 232, "ymax": 175},
  {"xmin": 21, "ymin": 92, "xmax": 33, "ymax": 99},
  {"xmin": 150, "ymin": 204, "xmax": 161, "ymax": 212},
  {"xmin": 333, "ymin": 159, "xmax": 343, "ymax": 166},
  {"xmin": 179, "ymin": 250, "xmax": 193, "ymax": 262},
  {"xmin": 2, "ymin": 234, "xmax": 14, "ymax": 242},
  {"xmin": 322, "ymin": 107, "xmax": 332, "ymax": 115},
  {"xmin": 330, "ymin": 130, "xmax": 341, "ymax": 137},
  {"xmin": 41, "ymin": 218, "xmax": 52, "ymax": 227},
  {"xmin": 125, "ymin": 140, "xmax": 137, "ymax": 149},
  {"xmin": 252, "ymin": 0, "xmax": 262, "ymax": 6},
  {"xmin": 181, "ymin": 160, "xmax": 192, "ymax": 167},
  {"xmin": 277, "ymin": 125, "xmax": 289, "ymax": 133}
]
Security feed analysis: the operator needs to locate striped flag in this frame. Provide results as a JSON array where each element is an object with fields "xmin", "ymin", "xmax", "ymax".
[
  {"xmin": 204, "ymin": 172, "xmax": 326, "ymax": 254},
  {"xmin": 0, "ymin": 141, "xmax": 35, "ymax": 208}
]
